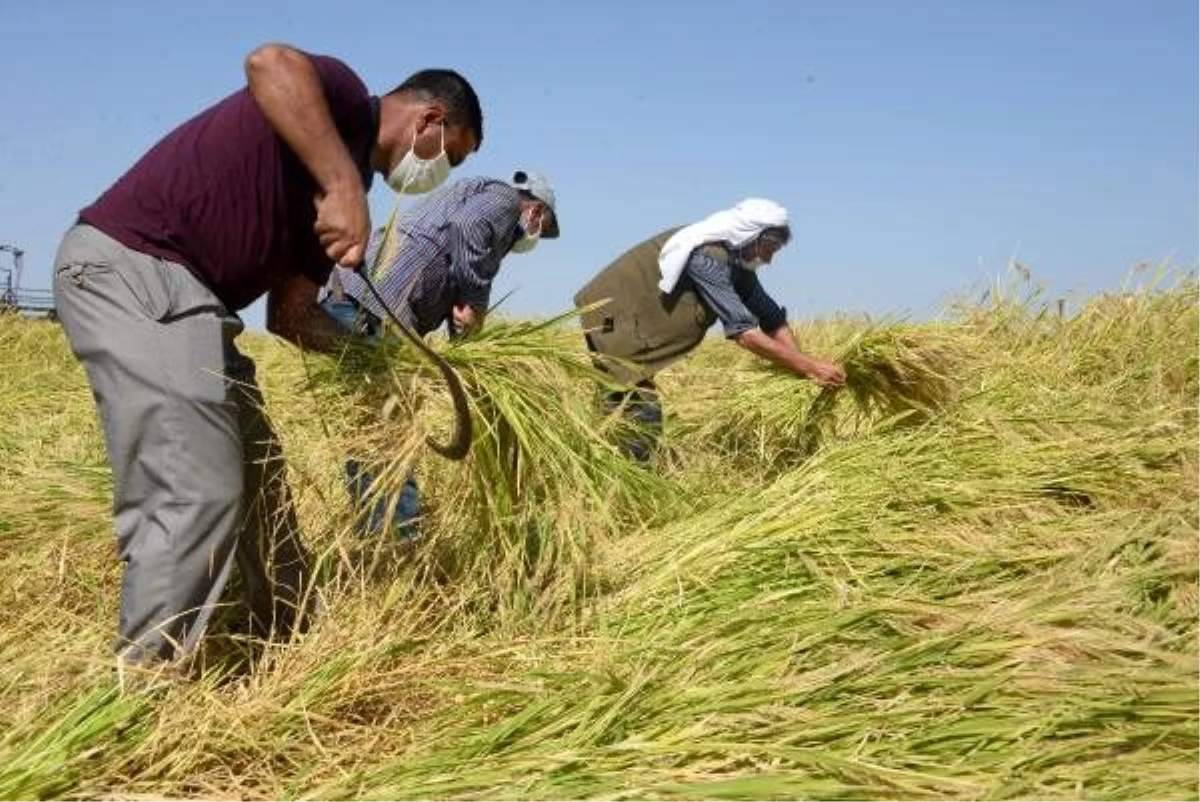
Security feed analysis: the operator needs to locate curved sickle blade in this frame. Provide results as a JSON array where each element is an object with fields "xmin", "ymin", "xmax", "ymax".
[
  {"xmin": 391, "ymin": 319, "xmax": 473, "ymax": 460},
  {"xmin": 353, "ymin": 266, "xmax": 473, "ymax": 461}
]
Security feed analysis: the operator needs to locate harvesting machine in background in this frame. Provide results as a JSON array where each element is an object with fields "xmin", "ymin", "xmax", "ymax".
[{"xmin": 0, "ymin": 243, "xmax": 55, "ymax": 319}]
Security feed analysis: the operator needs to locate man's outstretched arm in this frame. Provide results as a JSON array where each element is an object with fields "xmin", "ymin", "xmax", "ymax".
[{"xmin": 735, "ymin": 325, "xmax": 846, "ymax": 388}]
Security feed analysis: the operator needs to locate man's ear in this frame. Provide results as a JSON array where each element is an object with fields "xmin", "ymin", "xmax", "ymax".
[{"xmin": 416, "ymin": 102, "xmax": 447, "ymax": 133}]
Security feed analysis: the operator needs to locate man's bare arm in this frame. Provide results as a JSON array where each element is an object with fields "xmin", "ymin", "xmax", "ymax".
[
  {"xmin": 735, "ymin": 326, "xmax": 846, "ymax": 388},
  {"xmin": 245, "ymin": 43, "xmax": 369, "ymax": 266},
  {"xmin": 267, "ymin": 273, "xmax": 354, "ymax": 354}
]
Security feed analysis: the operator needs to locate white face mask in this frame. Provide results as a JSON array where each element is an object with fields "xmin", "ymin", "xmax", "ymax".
[
  {"xmin": 385, "ymin": 123, "xmax": 450, "ymax": 195},
  {"xmin": 741, "ymin": 233, "xmax": 783, "ymax": 271},
  {"xmin": 509, "ymin": 207, "xmax": 542, "ymax": 254}
]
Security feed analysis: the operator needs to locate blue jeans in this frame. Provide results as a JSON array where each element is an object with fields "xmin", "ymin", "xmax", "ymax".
[
  {"xmin": 321, "ymin": 295, "xmax": 420, "ymax": 539},
  {"xmin": 320, "ymin": 296, "xmax": 380, "ymax": 337},
  {"xmin": 345, "ymin": 459, "xmax": 420, "ymax": 540}
]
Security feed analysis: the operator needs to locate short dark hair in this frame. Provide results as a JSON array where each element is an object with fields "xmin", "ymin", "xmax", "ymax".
[{"xmin": 387, "ymin": 69, "xmax": 483, "ymax": 146}]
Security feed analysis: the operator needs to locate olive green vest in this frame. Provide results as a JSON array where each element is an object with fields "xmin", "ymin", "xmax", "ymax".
[{"xmin": 574, "ymin": 227, "xmax": 730, "ymax": 384}]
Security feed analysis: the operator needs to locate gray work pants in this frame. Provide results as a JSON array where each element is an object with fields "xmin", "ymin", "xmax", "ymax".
[{"xmin": 53, "ymin": 224, "xmax": 310, "ymax": 664}]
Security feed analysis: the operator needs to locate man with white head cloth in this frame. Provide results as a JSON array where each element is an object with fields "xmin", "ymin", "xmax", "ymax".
[{"xmin": 574, "ymin": 198, "xmax": 845, "ymax": 461}]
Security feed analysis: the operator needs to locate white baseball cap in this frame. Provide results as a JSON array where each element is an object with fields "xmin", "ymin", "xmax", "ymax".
[{"xmin": 510, "ymin": 170, "xmax": 560, "ymax": 238}]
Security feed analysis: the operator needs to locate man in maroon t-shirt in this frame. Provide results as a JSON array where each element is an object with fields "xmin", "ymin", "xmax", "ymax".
[{"xmin": 51, "ymin": 43, "xmax": 483, "ymax": 667}]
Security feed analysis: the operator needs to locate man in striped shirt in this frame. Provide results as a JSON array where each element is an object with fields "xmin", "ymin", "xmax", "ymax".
[
  {"xmin": 321, "ymin": 170, "xmax": 560, "ymax": 536},
  {"xmin": 326, "ymin": 169, "xmax": 559, "ymax": 339}
]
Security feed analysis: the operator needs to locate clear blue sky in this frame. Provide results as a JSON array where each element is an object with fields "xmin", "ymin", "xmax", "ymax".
[{"xmin": 1, "ymin": 0, "xmax": 1196, "ymax": 329}]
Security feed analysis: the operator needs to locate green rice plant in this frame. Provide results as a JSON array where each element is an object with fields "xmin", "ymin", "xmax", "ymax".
[
  {"xmin": 0, "ymin": 682, "xmax": 152, "ymax": 800},
  {"xmin": 307, "ymin": 309, "xmax": 677, "ymax": 624},
  {"xmin": 802, "ymin": 324, "xmax": 958, "ymax": 447},
  {"xmin": 948, "ymin": 264, "xmax": 1198, "ymax": 415},
  {"xmin": 671, "ymin": 321, "xmax": 960, "ymax": 473},
  {"xmin": 0, "ymin": 269, "xmax": 1194, "ymax": 801},
  {"xmin": 314, "ymin": 343, "xmax": 1196, "ymax": 800}
]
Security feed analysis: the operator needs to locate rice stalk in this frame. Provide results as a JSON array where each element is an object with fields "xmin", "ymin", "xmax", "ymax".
[
  {"xmin": 307, "ymin": 308, "xmax": 677, "ymax": 623},
  {"xmin": 0, "ymin": 268, "xmax": 1194, "ymax": 801}
]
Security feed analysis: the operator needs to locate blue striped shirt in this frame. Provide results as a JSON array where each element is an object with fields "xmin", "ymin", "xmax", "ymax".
[
  {"xmin": 683, "ymin": 247, "xmax": 788, "ymax": 338},
  {"xmin": 336, "ymin": 177, "xmax": 522, "ymax": 335}
]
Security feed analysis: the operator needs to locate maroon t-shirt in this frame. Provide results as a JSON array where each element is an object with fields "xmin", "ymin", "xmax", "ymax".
[{"xmin": 79, "ymin": 54, "xmax": 377, "ymax": 311}]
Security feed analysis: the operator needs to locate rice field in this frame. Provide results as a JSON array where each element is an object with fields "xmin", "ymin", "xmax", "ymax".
[{"xmin": 0, "ymin": 267, "xmax": 1195, "ymax": 800}]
